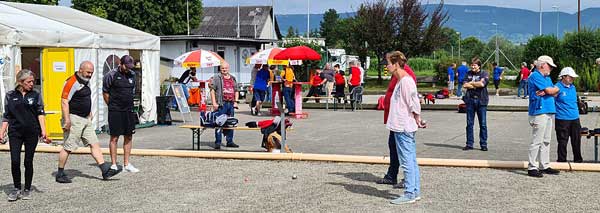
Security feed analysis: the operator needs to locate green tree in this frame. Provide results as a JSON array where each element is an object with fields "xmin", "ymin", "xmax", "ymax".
[
  {"xmin": 286, "ymin": 26, "xmax": 297, "ymax": 38},
  {"xmin": 393, "ymin": 0, "xmax": 448, "ymax": 57},
  {"xmin": 5, "ymin": 0, "xmax": 58, "ymax": 5},
  {"xmin": 72, "ymin": 0, "xmax": 203, "ymax": 36},
  {"xmin": 561, "ymin": 29, "xmax": 600, "ymax": 91},
  {"xmin": 460, "ymin": 36, "xmax": 486, "ymax": 63},
  {"xmin": 523, "ymin": 35, "xmax": 562, "ymax": 80},
  {"xmin": 319, "ymin": 9, "xmax": 340, "ymax": 48}
]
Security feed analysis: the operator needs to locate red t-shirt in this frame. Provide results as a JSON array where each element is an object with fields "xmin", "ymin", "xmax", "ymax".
[
  {"xmin": 520, "ymin": 67, "xmax": 530, "ymax": 80},
  {"xmin": 222, "ymin": 77, "xmax": 235, "ymax": 101},
  {"xmin": 335, "ymin": 73, "xmax": 345, "ymax": 85},
  {"xmin": 384, "ymin": 64, "xmax": 416, "ymax": 124},
  {"xmin": 349, "ymin": 67, "xmax": 361, "ymax": 86},
  {"xmin": 311, "ymin": 74, "xmax": 323, "ymax": 86}
]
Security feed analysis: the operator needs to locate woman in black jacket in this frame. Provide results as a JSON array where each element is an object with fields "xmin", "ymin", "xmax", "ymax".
[{"xmin": 0, "ymin": 69, "xmax": 48, "ymax": 202}]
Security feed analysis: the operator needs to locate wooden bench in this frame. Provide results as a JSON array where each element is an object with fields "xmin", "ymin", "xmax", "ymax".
[
  {"xmin": 179, "ymin": 125, "xmax": 293, "ymax": 150},
  {"xmin": 416, "ymin": 76, "xmax": 439, "ymax": 87},
  {"xmin": 180, "ymin": 125, "xmax": 260, "ymax": 150},
  {"xmin": 302, "ymin": 96, "xmax": 336, "ymax": 109}
]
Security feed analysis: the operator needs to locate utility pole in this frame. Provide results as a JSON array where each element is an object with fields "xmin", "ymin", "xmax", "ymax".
[
  {"xmin": 493, "ymin": 23, "xmax": 499, "ymax": 65},
  {"xmin": 457, "ymin": 32, "xmax": 461, "ymax": 60}
]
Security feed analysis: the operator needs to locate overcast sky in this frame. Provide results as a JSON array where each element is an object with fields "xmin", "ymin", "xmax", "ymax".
[{"xmin": 59, "ymin": 0, "xmax": 600, "ymax": 14}]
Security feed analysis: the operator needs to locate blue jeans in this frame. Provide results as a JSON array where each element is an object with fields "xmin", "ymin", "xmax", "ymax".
[
  {"xmin": 518, "ymin": 80, "xmax": 528, "ymax": 97},
  {"xmin": 385, "ymin": 131, "xmax": 400, "ymax": 181},
  {"xmin": 283, "ymin": 87, "xmax": 295, "ymax": 113},
  {"xmin": 266, "ymin": 86, "xmax": 272, "ymax": 102},
  {"xmin": 181, "ymin": 84, "xmax": 190, "ymax": 100},
  {"xmin": 466, "ymin": 99, "xmax": 488, "ymax": 148},
  {"xmin": 394, "ymin": 131, "xmax": 420, "ymax": 197},
  {"xmin": 456, "ymin": 82, "xmax": 463, "ymax": 97},
  {"xmin": 215, "ymin": 102, "xmax": 235, "ymax": 145}
]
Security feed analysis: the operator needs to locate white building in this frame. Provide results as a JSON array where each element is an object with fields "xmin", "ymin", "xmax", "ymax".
[{"xmin": 160, "ymin": 6, "xmax": 282, "ymax": 84}]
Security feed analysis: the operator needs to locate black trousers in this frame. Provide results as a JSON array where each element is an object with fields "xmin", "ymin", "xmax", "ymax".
[
  {"xmin": 9, "ymin": 134, "xmax": 39, "ymax": 190},
  {"xmin": 555, "ymin": 118, "xmax": 583, "ymax": 162},
  {"xmin": 305, "ymin": 86, "xmax": 321, "ymax": 103}
]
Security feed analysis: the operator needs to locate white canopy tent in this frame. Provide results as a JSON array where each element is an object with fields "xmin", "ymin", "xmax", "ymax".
[{"xmin": 0, "ymin": 2, "xmax": 161, "ymax": 131}]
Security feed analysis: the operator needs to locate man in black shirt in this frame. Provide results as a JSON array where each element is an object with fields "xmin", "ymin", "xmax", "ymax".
[
  {"xmin": 56, "ymin": 61, "xmax": 121, "ymax": 183},
  {"xmin": 103, "ymin": 55, "xmax": 139, "ymax": 173},
  {"xmin": 178, "ymin": 67, "xmax": 197, "ymax": 100}
]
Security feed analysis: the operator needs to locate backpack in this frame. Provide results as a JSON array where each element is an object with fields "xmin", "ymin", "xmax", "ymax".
[
  {"xmin": 578, "ymin": 96, "xmax": 588, "ymax": 114},
  {"xmin": 200, "ymin": 111, "xmax": 228, "ymax": 127}
]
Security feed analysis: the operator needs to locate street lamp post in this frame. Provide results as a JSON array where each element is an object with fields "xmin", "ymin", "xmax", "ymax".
[
  {"xmin": 492, "ymin": 23, "xmax": 499, "ymax": 64},
  {"xmin": 456, "ymin": 32, "xmax": 461, "ymax": 60},
  {"xmin": 552, "ymin": 5, "xmax": 559, "ymax": 38}
]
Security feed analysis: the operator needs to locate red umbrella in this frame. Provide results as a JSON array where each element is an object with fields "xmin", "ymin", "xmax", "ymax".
[{"xmin": 273, "ymin": 46, "xmax": 321, "ymax": 61}]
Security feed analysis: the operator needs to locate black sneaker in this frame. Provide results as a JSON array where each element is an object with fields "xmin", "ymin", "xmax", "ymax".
[
  {"xmin": 214, "ymin": 145, "xmax": 221, "ymax": 150},
  {"xmin": 55, "ymin": 174, "xmax": 72, "ymax": 183},
  {"xmin": 100, "ymin": 162, "xmax": 122, "ymax": 180},
  {"xmin": 541, "ymin": 167, "xmax": 560, "ymax": 175},
  {"xmin": 375, "ymin": 178, "xmax": 397, "ymax": 185},
  {"xmin": 481, "ymin": 147, "xmax": 488, "ymax": 151},
  {"xmin": 462, "ymin": 146, "xmax": 473, "ymax": 151},
  {"xmin": 226, "ymin": 143, "xmax": 239, "ymax": 148},
  {"xmin": 528, "ymin": 169, "xmax": 544, "ymax": 178}
]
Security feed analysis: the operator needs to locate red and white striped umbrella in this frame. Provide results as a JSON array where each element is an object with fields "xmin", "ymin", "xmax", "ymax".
[
  {"xmin": 246, "ymin": 47, "xmax": 289, "ymax": 65},
  {"xmin": 174, "ymin": 49, "xmax": 224, "ymax": 68}
]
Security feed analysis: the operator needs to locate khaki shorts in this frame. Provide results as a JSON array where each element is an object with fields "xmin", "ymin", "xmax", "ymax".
[{"xmin": 62, "ymin": 114, "xmax": 98, "ymax": 151}]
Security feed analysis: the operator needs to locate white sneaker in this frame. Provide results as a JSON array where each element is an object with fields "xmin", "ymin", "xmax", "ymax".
[
  {"xmin": 110, "ymin": 164, "xmax": 118, "ymax": 170},
  {"xmin": 124, "ymin": 164, "xmax": 140, "ymax": 173}
]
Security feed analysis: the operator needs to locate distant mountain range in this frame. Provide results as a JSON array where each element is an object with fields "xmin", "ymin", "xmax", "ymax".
[{"xmin": 276, "ymin": 4, "xmax": 600, "ymax": 43}]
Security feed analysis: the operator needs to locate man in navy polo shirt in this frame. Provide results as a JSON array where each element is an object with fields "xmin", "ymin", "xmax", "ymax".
[
  {"xmin": 526, "ymin": 55, "xmax": 561, "ymax": 177},
  {"xmin": 554, "ymin": 67, "xmax": 583, "ymax": 163}
]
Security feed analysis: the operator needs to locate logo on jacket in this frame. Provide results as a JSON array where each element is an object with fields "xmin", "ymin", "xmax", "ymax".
[{"xmin": 27, "ymin": 97, "xmax": 34, "ymax": 105}]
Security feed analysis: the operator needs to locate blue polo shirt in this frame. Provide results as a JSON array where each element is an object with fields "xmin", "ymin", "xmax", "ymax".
[
  {"xmin": 493, "ymin": 67, "xmax": 503, "ymax": 80},
  {"xmin": 457, "ymin": 65, "xmax": 468, "ymax": 82},
  {"xmin": 447, "ymin": 67, "xmax": 455, "ymax": 81},
  {"xmin": 527, "ymin": 71, "xmax": 556, "ymax": 116},
  {"xmin": 554, "ymin": 82, "xmax": 579, "ymax": 120}
]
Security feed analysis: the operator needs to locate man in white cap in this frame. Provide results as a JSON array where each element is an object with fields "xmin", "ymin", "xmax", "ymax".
[
  {"xmin": 526, "ymin": 55, "xmax": 561, "ymax": 177},
  {"xmin": 554, "ymin": 67, "xmax": 583, "ymax": 163}
]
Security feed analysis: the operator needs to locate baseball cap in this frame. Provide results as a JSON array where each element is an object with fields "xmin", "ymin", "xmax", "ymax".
[
  {"xmin": 120, "ymin": 55, "xmax": 135, "ymax": 69},
  {"xmin": 537, "ymin": 55, "xmax": 556, "ymax": 67},
  {"xmin": 559, "ymin": 67, "xmax": 578, "ymax": 78}
]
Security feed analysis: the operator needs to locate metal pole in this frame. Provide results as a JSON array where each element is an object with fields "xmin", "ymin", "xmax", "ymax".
[
  {"xmin": 578, "ymin": 0, "xmax": 581, "ymax": 32},
  {"xmin": 186, "ymin": 0, "xmax": 190, "ymax": 35},
  {"xmin": 237, "ymin": 4, "xmax": 240, "ymax": 38},
  {"xmin": 307, "ymin": 0, "xmax": 310, "ymax": 39},
  {"xmin": 272, "ymin": 0, "xmax": 276, "ymax": 44},
  {"xmin": 553, "ymin": 6, "xmax": 559, "ymax": 38},
  {"xmin": 493, "ymin": 23, "xmax": 499, "ymax": 65},
  {"xmin": 539, "ymin": 0, "xmax": 542, "ymax": 35},
  {"xmin": 457, "ymin": 32, "xmax": 461, "ymax": 60}
]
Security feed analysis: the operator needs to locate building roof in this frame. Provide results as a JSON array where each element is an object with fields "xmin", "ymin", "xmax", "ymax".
[
  {"xmin": 0, "ymin": 2, "xmax": 159, "ymax": 50},
  {"xmin": 192, "ymin": 6, "xmax": 281, "ymax": 40}
]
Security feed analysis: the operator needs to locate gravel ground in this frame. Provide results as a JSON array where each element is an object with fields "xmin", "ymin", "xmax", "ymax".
[{"xmin": 1, "ymin": 153, "xmax": 599, "ymax": 212}]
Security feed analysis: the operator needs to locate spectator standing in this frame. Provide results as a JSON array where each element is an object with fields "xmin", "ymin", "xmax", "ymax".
[
  {"xmin": 210, "ymin": 63, "xmax": 239, "ymax": 149},
  {"xmin": 554, "ymin": 67, "xmax": 583, "ymax": 163},
  {"xmin": 0, "ymin": 69, "xmax": 48, "ymax": 201},
  {"xmin": 348, "ymin": 61, "xmax": 362, "ymax": 109},
  {"xmin": 447, "ymin": 63, "xmax": 456, "ymax": 96},
  {"xmin": 518, "ymin": 62, "xmax": 530, "ymax": 98},
  {"xmin": 456, "ymin": 61, "xmax": 469, "ymax": 97},
  {"xmin": 320, "ymin": 64, "xmax": 335, "ymax": 98},
  {"xmin": 334, "ymin": 64, "xmax": 346, "ymax": 102},
  {"xmin": 526, "ymin": 55, "xmax": 561, "ymax": 177},
  {"xmin": 492, "ymin": 62, "xmax": 504, "ymax": 96},
  {"xmin": 280, "ymin": 65, "xmax": 296, "ymax": 115},
  {"xmin": 103, "ymin": 55, "xmax": 139, "ymax": 173},
  {"xmin": 462, "ymin": 57, "xmax": 489, "ymax": 151}
]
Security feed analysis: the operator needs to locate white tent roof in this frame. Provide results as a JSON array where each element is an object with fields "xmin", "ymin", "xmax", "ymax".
[{"xmin": 0, "ymin": 2, "xmax": 159, "ymax": 50}]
